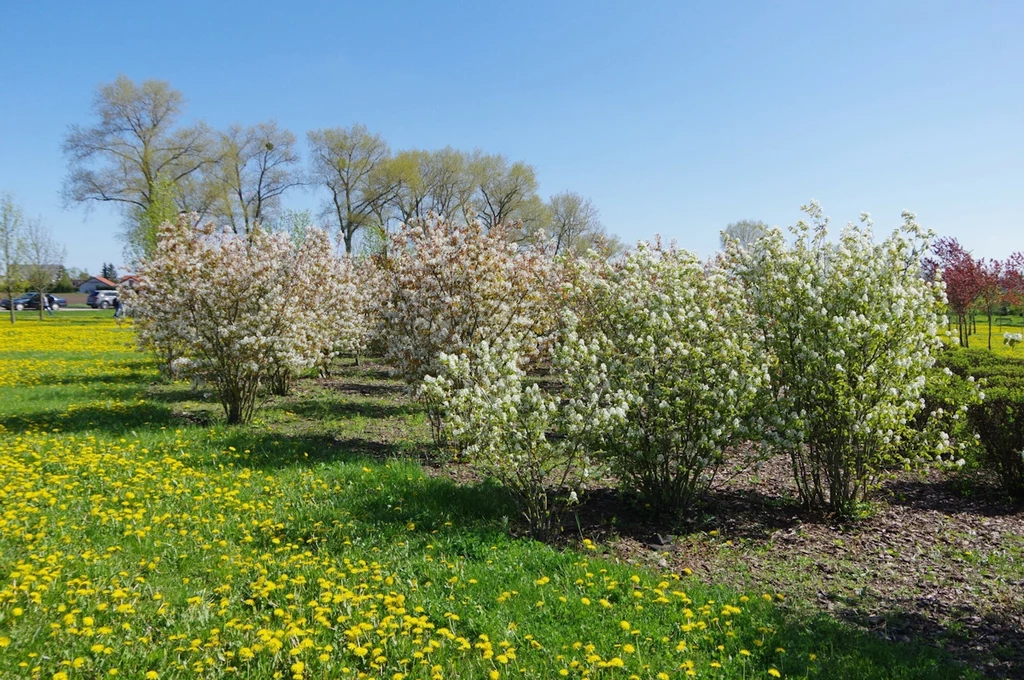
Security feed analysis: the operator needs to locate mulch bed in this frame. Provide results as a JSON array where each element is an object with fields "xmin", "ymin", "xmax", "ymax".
[
  {"xmin": 561, "ymin": 455, "xmax": 1024, "ymax": 678},
  {"xmin": 423, "ymin": 452, "xmax": 1023, "ymax": 677}
]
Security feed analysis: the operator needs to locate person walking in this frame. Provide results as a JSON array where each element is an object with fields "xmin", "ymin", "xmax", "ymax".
[
  {"xmin": 113, "ymin": 296, "xmax": 121, "ymax": 318},
  {"xmin": 43, "ymin": 294, "xmax": 55, "ymax": 316}
]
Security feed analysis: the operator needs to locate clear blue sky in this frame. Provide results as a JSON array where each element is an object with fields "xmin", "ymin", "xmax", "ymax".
[{"xmin": 2, "ymin": 0, "xmax": 1022, "ymax": 273}]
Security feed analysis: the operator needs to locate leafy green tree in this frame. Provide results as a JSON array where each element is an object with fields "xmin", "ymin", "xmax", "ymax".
[
  {"xmin": 0, "ymin": 193, "xmax": 27, "ymax": 324},
  {"xmin": 392, "ymin": 147, "xmax": 475, "ymax": 223},
  {"xmin": 271, "ymin": 209, "xmax": 316, "ymax": 247},
  {"xmin": 519, "ymin": 191, "xmax": 620, "ymax": 257},
  {"xmin": 52, "ymin": 268, "xmax": 75, "ymax": 293},
  {"xmin": 101, "ymin": 263, "xmax": 119, "ymax": 281},
  {"xmin": 127, "ymin": 174, "xmax": 180, "ymax": 264}
]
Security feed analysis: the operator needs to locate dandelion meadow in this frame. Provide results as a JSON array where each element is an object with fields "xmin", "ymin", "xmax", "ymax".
[{"xmin": 0, "ymin": 315, "xmax": 979, "ymax": 679}]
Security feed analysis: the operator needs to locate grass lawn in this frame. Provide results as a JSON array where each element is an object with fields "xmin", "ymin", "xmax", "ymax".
[
  {"xmin": 0, "ymin": 315, "xmax": 997, "ymax": 679},
  {"xmin": 961, "ymin": 319, "xmax": 1024, "ymax": 358}
]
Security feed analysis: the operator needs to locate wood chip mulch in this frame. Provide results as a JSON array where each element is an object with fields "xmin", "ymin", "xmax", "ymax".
[{"xmin": 559, "ymin": 455, "xmax": 1024, "ymax": 678}]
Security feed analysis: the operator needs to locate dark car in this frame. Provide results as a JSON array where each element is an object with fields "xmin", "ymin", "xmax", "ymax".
[
  {"xmin": 0, "ymin": 293, "xmax": 67, "ymax": 311},
  {"xmin": 87, "ymin": 289, "xmax": 119, "ymax": 309}
]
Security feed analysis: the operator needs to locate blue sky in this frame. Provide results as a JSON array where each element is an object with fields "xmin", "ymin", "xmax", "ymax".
[{"xmin": 1, "ymin": 0, "xmax": 1022, "ymax": 273}]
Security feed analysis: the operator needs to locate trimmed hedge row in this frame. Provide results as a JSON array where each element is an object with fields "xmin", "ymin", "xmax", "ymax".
[{"xmin": 930, "ymin": 348, "xmax": 1024, "ymax": 499}]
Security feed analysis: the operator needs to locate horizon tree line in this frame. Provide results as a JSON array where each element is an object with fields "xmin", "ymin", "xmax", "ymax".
[{"xmin": 61, "ymin": 75, "xmax": 619, "ymax": 262}]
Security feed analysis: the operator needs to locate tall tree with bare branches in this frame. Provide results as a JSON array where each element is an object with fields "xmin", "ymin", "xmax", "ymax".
[
  {"xmin": 62, "ymin": 76, "xmax": 217, "ymax": 257},
  {"xmin": 307, "ymin": 124, "xmax": 396, "ymax": 254},
  {"xmin": 211, "ymin": 121, "xmax": 303, "ymax": 235}
]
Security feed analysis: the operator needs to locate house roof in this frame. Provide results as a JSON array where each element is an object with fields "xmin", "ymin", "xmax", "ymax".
[{"xmin": 84, "ymin": 276, "xmax": 118, "ymax": 287}]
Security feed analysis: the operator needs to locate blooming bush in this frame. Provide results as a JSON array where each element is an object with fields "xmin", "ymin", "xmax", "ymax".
[
  {"xmin": 1004, "ymin": 332, "xmax": 1022, "ymax": 350},
  {"xmin": 421, "ymin": 332, "xmax": 627, "ymax": 534},
  {"xmin": 289, "ymin": 236, "xmax": 373, "ymax": 383},
  {"xmin": 376, "ymin": 215, "xmax": 557, "ymax": 388},
  {"xmin": 128, "ymin": 217, "xmax": 355, "ymax": 423},
  {"xmin": 935, "ymin": 347, "xmax": 1024, "ymax": 498},
  {"xmin": 735, "ymin": 203, "xmax": 956, "ymax": 517},
  {"xmin": 581, "ymin": 242, "xmax": 768, "ymax": 514}
]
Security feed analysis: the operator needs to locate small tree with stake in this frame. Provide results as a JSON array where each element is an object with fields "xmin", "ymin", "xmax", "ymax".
[{"xmin": 23, "ymin": 218, "xmax": 65, "ymax": 320}]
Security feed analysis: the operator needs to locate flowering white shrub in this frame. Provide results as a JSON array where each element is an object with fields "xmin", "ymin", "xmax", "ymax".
[
  {"xmin": 376, "ymin": 215, "xmax": 557, "ymax": 388},
  {"xmin": 128, "ymin": 217, "xmax": 358, "ymax": 423},
  {"xmin": 290, "ymin": 237, "xmax": 373, "ymax": 382},
  {"xmin": 581, "ymin": 241, "xmax": 768, "ymax": 514},
  {"xmin": 1004, "ymin": 332, "xmax": 1022, "ymax": 350},
  {"xmin": 734, "ymin": 203, "xmax": 953, "ymax": 517},
  {"xmin": 421, "ymin": 331, "xmax": 627, "ymax": 534}
]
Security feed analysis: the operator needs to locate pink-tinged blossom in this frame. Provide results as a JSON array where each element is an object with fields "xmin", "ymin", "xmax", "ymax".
[{"xmin": 126, "ymin": 217, "xmax": 367, "ymax": 424}]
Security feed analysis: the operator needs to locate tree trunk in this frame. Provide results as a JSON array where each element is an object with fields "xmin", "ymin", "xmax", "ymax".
[{"xmin": 988, "ymin": 307, "xmax": 993, "ymax": 351}]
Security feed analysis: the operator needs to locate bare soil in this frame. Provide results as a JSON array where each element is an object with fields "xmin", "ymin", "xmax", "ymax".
[{"xmin": 553, "ymin": 456, "xmax": 1024, "ymax": 679}]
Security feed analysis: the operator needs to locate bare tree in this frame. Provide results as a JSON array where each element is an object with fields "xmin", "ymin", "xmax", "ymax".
[
  {"xmin": 0, "ymin": 194, "xmax": 26, "ymax": 324},
  {"xmin": 23, "ymin": 218, "xmax": 66, "ymax": 320},
  {"xmin": 62, "ymin": 76, "xmax": 217, "ymax": 251},
  {"xmin": 307, "ymin": 124, "xmax": 394, "ymax": 254},
  {"xmin": 423, "ymin": 147, "xmax": 474, "ymax": 221},
  {"xmin": 469, "ymin": 151, "xmax": 540, "ymax": 227},
  {"xmin": 720, "ymin": 219, "xmax": 767, "ymax": 250},
  {"xmin": 390, "ymin": 149, "xmax": 431, "ymax": 223},
  {"xmin": 547, "ymin": 191, "xmax": 603, "ymax": 255},
  {"xmin": 211, "ymin": 121, "xmax": 303, "ymax": 235}
]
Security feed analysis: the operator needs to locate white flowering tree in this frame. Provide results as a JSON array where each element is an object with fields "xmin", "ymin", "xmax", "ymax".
[
  {"xmin": 377, "ymin": 215, "xmax": 556, "ymax": 382},
  {"xmin": 581, "ymin": 242, "xmax": 768, "ymax": 514},
  {"xmin": 129, "ymin": 217, "xmax": 354, "ymax": 424},
  {"xmin": 375, "ymin": 215, "xmax": 559, "ymax": 440},
  {"xmin": 421, "ymin": 331, "xmax": 627, "ymax": 534},
  {"xmin": 279, "ymin": 233, "xmax": 372, "ymax": 386},
  {"xmin": 735, "ymin": 203, "xmax": 952, "ymax": 517}
]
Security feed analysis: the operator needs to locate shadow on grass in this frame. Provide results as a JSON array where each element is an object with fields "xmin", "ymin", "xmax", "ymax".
[
  {"xmin": 196, "ymin": 430, "xmax": 433, "ymax": 472},
  {"xmin": 30, "ymin": 370, "xmax": 155, "ymax": 389},
  {"xmin": 248, "ymin": 466, "xmax": 982, "ymax": 679},
  {"xmin": 837, "ymin": 603, "xmax": 1022, "ymax": 678},
  {"xmin": 0, "ymin": 398, "xmax": 179, "ymax": 434},
  {"xmin": 771, "ymin": 609, "xmax": 986, "ymax": 679},
  {"xmin": 284, "ymin": 397, "xmax": 421, "ymax": 420},
  {"xmin": 145, "ymin": 386, "xmax": 202, "ymax": 405},
  {"xmin": 317, "ymin": 379, "xmax": 409, "ymax": 398},
  {"xmin": 283, "ymin": 474, "xmax": 515, "ymax": 550}
]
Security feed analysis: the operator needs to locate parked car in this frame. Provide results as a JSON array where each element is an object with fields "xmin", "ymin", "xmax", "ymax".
[
  {"xmin": 87, "ymin": 289, "xmax": 119, "ymax": 309},
  {"xmin": 0, "ymin": 293, "xmax": 67, "ymax": 311}
]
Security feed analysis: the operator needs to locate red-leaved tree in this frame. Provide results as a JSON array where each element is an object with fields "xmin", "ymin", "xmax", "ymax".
[{"xmin": 924, "ymin": 237, "xmax": 984, "ymax": 347}]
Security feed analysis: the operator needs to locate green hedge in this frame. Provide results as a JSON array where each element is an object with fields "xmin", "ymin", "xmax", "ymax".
[{"xmin": 932, "ymin": 348, "xmax": 1024, "ymax": 499}]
